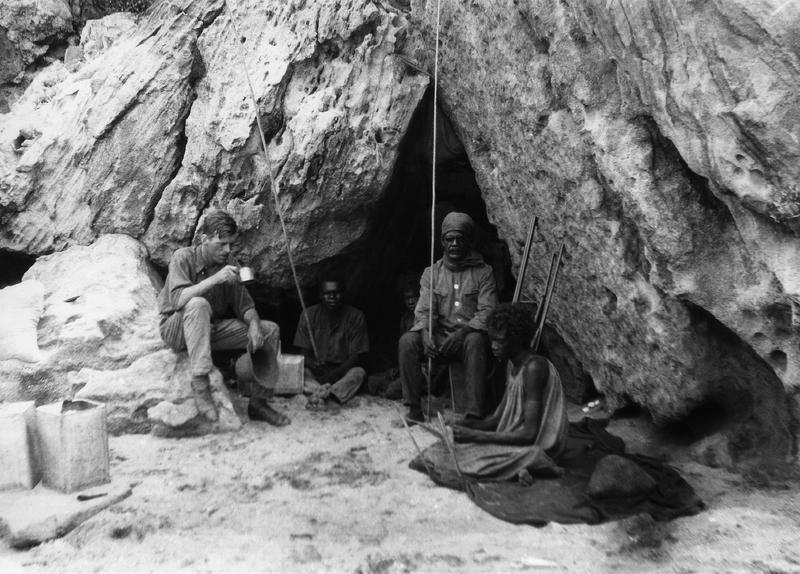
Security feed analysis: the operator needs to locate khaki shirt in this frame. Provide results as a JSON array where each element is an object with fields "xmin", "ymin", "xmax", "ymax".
[
  {"xmin": 294, "ymin": 304, "xmax": 369, "ymax": 365},
  {"xmin": 157, "ymin": 245, "xmax": 255, "ymax": 322},
  {"xmin": 411, "ymin": 258, "xmax": 498, "ymax": 338}
]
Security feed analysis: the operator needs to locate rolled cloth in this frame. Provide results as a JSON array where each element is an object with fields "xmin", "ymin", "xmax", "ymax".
[{"xmin": 441, "ymin": 212, "xmax": 475, "ymax": 237}]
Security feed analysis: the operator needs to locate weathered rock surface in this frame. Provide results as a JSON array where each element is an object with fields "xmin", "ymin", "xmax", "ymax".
[
  {"xmin": 2, "ymin": 0, "xmax": 800, "ymax": 464},
  {"xmin": 72, "ymin": 351, "xmax": 242, "ymax": 435},
  {"xmin": 408, "ymin": 0, "xmax": 800, "ymax": 462},
  {"xmin": 0, "ymin": 234, "xmax": 163, "ymax": 403},
  {"xmin": 0, "ymin": 0, "xmax": 428, "ymax": 286},
  {"xmin": 78, "ymin": 11, "xmax": 137, "ymax": 61},
  {"xmin": 0, "ymin": 0, "xmax": 74, "ymax": 85}
]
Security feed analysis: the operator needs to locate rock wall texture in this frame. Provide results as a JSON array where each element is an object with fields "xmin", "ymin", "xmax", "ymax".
[
  {"xmin": 0, "ymin": 234, "xmax": 164, "ymax": 403},
  {"xmin": 1, "ymin": 0, "xmax": 799, "ymax": 462},
  {"xmin": 0, "ymin": 0, "xmax": 73, "ymax": 86},
  {"xmin": 0, "ymin": 0, "xmax": 428, "ymax": 286},
  {"xmin": 408, "ymin": 0, "xmax": 800, "ymax": 461}
]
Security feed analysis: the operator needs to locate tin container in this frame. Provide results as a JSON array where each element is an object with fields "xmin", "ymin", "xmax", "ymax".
[{"xmin": 239, "ymin": 266, "xmax": 255, "ymax": 284}]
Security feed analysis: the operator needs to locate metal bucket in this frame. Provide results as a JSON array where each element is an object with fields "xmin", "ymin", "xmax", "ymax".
[{"xmin": 234, "ymin": 345, "xmax": 278, "ymax": 395}]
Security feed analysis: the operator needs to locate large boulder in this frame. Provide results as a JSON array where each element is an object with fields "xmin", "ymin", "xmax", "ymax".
[
  {"xmin": 0, "ymin": 0, "xmax": 429, "ymax": 286},
  {"xmin": 0, "ymin": 234, "xmax": 164, "ymax": 403},
  {"xmin": 407, "ymin": 0, "xmax": 800, "ymax": 462}
]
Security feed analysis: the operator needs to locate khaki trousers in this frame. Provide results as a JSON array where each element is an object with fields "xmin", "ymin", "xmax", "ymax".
[{"xmin": 160, "ymin": 297, "xmax": 280, "ymax": 397}]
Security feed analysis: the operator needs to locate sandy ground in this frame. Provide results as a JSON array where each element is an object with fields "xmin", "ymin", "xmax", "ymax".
[{"xmin": 1, "ymin": 395, "xmax": 799, "ymax": 574}]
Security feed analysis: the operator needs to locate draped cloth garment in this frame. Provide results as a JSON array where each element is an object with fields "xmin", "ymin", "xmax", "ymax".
[{"xmin": 419, "ymin": 357, "xmax": 568, "ymax": 481}]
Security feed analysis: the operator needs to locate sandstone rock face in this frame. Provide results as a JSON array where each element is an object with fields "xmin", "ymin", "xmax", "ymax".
[
  {"xmin": 23, "ymin": 234, "xmax": 164, "ymax": 368},
  {"xmin": 408, "ymin": 0, "xmax": 800, "ymax": 461},
  {"xmin": 1, "ymin": 0, "xmax": 799, "ymax": 464},
  {"xmin": 78, "ymin": 12, "xmax": 137, "ymax": 61},
  {"xmin": 0, "ymin": 0, "xmax": 428, "ymax": 287},
  {"xmin": 0, "ymin": 234, "xmax": 164, "ymax": 403},
  {"xmin": 0, "ymin": 0, "xmax": 73, "ymax": 85}
]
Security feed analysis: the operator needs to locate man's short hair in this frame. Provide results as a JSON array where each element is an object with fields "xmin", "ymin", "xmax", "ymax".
[
  {"xmin": 202, "ymin": 210, "xmax": 238, "ymax": 238},
  {"xmin": 487, "ymin": 303, "xmax": 537, "ymax": 346}
]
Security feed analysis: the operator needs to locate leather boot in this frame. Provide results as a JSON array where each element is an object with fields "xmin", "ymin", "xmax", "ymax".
[{"xmin": 191, "ymin": 375, "xmax": 218, "ymax": 422}]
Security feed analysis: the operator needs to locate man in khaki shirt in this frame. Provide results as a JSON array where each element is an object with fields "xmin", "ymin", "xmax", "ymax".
[
  {"xmin": 158, "ymin": 210, "xmax": 289, "ymax": 426},
  {"xmin": 294, "ymin": 278, "xmax": 369, "ymax": 406},
  {"xmin": 399, "ymin": 212, "xmax": 498, "ymax": 423}
]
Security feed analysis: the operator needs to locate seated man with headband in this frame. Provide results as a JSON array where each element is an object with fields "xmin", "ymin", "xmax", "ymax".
[{"xmin": 398, "ymin": 211, "xmax": 498, "ymax": 423}]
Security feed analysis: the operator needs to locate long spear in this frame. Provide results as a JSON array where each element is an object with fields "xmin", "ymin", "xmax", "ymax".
[
  {"xmin": 532, "ymin": 244, "xmax": 564, "ymax": 352},
  {"xmin": 512, "ymin": 216, "xmax": 538, "ymax": 303},
  {"xmin": 223, "ymin": 0, "xmax": 320, "ymax": 362}
]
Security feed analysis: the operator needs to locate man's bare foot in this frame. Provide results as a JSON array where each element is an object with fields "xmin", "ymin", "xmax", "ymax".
[
  {"xmin": 518, "ymin": 469, "xmax": 534, "ymax": 486},
  {"xmin": 190, "ymin": 375, "xmax": 218, "ymax": 422},
  {"xmin": 248, "ymin": 399, "xmax": 291, "ymax": 426}
]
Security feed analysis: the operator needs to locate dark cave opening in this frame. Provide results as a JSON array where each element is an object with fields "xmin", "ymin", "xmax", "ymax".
[
  {"xmin": 0, "ymin": 250, "xmax": 36, "ymax": 288},
  {"xmin": 246, "ymin": 89, "xmax": 516, "ymax": 370},
  {"xmin": 661, "ymin": 400, "xmax": 730, "ymax": 445},
  {"xmin": 326, "ymin": 90, "xmax": 516, "ymax": 373},
  {"xmin": 247, "ymin": 90, "xmax": 594, "ymax": 404},
  {"xmin": 655, "ymin": 300, "xmax": 791, "ymax": 460}
]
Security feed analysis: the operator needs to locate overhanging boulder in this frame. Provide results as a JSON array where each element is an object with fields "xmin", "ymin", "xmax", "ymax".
[
  {"xmin": 0, "ymin": 0, "xmax": 429, "ymax": 288},
  {"xmin": 408, "ymin": 0, "xmax": 800, "ymax": 463}
]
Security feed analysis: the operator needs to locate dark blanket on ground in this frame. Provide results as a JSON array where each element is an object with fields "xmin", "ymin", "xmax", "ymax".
[{"xmin": 409, "ymin": 418, "xmax": 704, "ymax": 526}]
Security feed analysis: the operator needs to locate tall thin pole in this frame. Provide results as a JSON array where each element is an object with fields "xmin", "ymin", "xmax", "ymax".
[
  {"xmin": 224, "ymin": 0, "xmax": 319, "ymax": 361},
  {"xmin": 427, "ymin": 0, "xmax": 443, "ymax": 419}
]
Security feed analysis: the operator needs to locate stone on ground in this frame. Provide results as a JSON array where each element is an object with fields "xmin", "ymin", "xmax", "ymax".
[
  {"xmin": 0, "ymin": 480, "xmax": 131, "ymax": 548},
  {"xmin": 587, "ymin": 454, "xmax": 657, "ymax": 498}
]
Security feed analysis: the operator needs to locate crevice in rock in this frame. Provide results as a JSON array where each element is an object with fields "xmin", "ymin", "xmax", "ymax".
[
  {"xmin": 638, "ymin": 115, "xmax": 732, "ymax": 221},
  {"xmin": 662, "ymin": 299, "xmax": 794, "ymax": 463},
  {"xmin": 139, "ymin": 5, "xmax": 224, "ymax": 238},
  {"xmin": 0, "ymin": 249, "xmax": 36, "ymax": 288},
  {"xmin": 139, "ymin": 42, "xmax": 205, "ymax": 236},
  {"xmin": 541, "ymin": 325, "xmax": 598, "ymax": 404},
  {"xmin": 70, "ymin": 0, "xmax": 157, "ymax": 30}
]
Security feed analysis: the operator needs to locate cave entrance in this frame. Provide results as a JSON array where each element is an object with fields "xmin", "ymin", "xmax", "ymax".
[
  {"xmin": 0, "ymin": 250, "xmax": 36, "ymax": 288},
  {"xmin": 343, "ymin": 90, "xmax": 516, "ymax": 372}
]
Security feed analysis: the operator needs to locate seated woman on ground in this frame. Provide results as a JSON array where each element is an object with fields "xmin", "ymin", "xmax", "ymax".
[{"xmin": 417, "ymin": 302, "xmax": 568, "ymax": 482}]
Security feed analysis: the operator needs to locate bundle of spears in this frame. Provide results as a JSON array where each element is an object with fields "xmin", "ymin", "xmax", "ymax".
[{"xmin": 513, "ymin": 216, "xmax": 565, "ymax": 352}]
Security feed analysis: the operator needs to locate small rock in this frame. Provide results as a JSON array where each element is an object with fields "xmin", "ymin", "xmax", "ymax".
[
  {"xmin": 291, "ymin": 394, "xmax": 309, "ymax": 408},
  {"xmin": 688, "ymin": 433, "xmax": 734, "ymax": 469},
  {"xmin": 587, "ymin": 455, "xmax": 657, "ymax": 498},
  {"xmin": 148, "ymin": 399, "xmax": 199, "ymax": 428}
]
